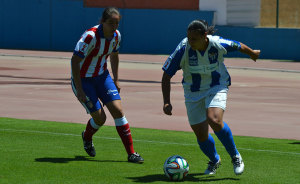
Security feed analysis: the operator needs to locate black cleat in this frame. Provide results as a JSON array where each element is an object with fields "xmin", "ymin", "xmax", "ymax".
[
  {"xmin": 128, "ymin": 152, "xmax": 144, "ymax": 164},
  {"xmin": 204, "ymin": 159, "xmax": 221, "ymax": 175},
  {"xmin": 81, "ymin": 131, "xmax": 96, "ymax": 157}
]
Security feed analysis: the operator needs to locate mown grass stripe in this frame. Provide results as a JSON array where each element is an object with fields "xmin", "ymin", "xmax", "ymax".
[{"xmin": 1, "ymin": 128, "xmax": 300, "ymax": 156}]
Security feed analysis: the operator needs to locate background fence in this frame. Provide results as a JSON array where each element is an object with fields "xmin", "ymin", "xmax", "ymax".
[
  {"xmin": 260, "ymin": 0, "xmax": 300, "ymax": 28},
  {"xmin": 0, "ymin": 0, "xmax": 299, "ymax": 60}
]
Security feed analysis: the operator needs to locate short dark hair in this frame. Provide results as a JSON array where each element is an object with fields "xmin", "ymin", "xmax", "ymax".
[
  {"xmin": 187, "ymin": 20, "xmax": 216, "ymax": 35},
  {"xmin": 101, "ymin": 7, "xmax": 121, "ymax": 23}
]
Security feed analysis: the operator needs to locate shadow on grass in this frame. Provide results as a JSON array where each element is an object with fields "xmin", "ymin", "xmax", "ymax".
[
  {"xmin": 35, "ymin": 155, "xmax": 127, "ymax": 164},
  {"xmin": 127, "ymin": 173, "xmax": 240, "ymax": 183},
  {"xmin": 289, "ymin": 142, "xmax": 300, "ymax": 145}
]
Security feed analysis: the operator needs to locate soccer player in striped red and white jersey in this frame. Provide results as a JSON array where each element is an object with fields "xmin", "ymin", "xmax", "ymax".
[{"xmin": 71, "ymin": 7, "xmax": 144, "ymax": 163}]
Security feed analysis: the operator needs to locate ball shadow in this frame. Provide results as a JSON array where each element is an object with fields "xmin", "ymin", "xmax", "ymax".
[{"xmin": 127, "ymin": 173, "xmax": 240, "ymax": 183}]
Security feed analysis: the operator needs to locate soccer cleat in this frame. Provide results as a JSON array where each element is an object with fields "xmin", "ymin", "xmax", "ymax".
[
  {"xmin": 81, "ymin": 131, "xmax": 96, "ymax": 157},
  {"xmin": 204, "ymin": 158, "xmax": 221, "ymax": 175},
  {"xmin": 232, "ymin": 154, "xmax": 244, "ymax": 175},
  {"xmin": 128, "ymin": 152, "xmax": 144, "ymax": 164}
]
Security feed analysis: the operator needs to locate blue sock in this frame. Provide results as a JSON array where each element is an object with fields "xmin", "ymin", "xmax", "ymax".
[
  {"xmin": 214, "ymin": 122, "xmax": 239, "ymax": 158},
  {"xmin": 197, "ymin": 134, "xmax": 220, "ymax": 163}
]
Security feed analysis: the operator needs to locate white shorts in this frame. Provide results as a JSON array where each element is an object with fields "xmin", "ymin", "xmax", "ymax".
[{"xmin": 185, "ymin": 88, "xmax": 228, "ymax": 125}]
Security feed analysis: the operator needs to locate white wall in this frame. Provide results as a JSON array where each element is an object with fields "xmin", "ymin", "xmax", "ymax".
[
  {"xmin": 199, "ymin": 0, "xmax": 261, "ymax": 26},
  {"xmin": 199, "ymin": 0, "xmax": 227, "ymax": 25},
  {"xmin": 227, "ymin": 0, "xmax": 261, "ymax": 26}
]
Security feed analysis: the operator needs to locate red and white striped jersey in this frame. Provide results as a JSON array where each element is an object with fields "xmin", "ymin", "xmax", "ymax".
[{"xmin": 73, "ymin": 24, "xmax": 121, "ymax": 78}]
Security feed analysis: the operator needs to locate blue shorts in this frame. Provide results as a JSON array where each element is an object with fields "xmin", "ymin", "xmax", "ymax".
[{"xmin": 71, "ymin": 70, "xmax": 121, "ymax": 114}]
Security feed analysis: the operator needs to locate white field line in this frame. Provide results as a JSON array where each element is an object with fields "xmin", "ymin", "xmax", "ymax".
[{"xmin": 1, "ymin": 128, "xmax": 300, "ymax": 156}]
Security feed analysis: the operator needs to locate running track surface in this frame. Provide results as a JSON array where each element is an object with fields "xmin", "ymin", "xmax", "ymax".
[{"xmin": 1, "ymin": 49, "xmax": 300, "ymax": 140}]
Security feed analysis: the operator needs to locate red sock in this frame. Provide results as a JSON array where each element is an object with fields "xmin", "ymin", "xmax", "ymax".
[
  {"xmin": 116, "ymin": 123, "xmax": 135, "ymax": 155},
  {"xmin": 83, "ymin": 119, "xmax": 98, "ymax": 141}
]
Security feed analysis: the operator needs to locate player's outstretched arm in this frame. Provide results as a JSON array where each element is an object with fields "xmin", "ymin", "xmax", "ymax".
[
  {"xmin": 239, "ymin": 42, "xmax": 261, "ymax": 62},
  {"xmin": 162, "ymin": 72, "xmax": 173, "ymax": 115}
]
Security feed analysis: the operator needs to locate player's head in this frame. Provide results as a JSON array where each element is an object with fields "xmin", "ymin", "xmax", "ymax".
[
  {"xmin": 187, "ymin": 20, "xmax": 216, "ymax": 50},
  {"xmin": 100, "ymin": 7, "xmax": 121, "ymax": 38}
]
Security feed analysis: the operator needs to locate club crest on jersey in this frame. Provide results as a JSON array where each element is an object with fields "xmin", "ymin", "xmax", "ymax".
[
  {"xmin": 163, "ymin": 58, "xmax": 171, "ymax": 69},
  {"xmin": 188, "ymin": 49, "xmax": 198, "ymax": 66},
  {"xmin": 80, "ymin": 43, "xmax": 88, "ymax": 53},
  {"xmin": 208, "ymin": 47, "xmax": 218, "ymax": 63}
]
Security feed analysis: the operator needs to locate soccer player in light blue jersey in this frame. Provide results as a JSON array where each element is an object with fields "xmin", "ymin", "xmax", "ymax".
[{"xmin": 161, "ymin": 19, "xmax": 260, "ymax": 175}]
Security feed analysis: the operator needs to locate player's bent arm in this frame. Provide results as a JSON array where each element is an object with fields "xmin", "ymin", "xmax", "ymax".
[
  {"xmin": 110, "ymin": 52, "xmax": 119, "ymax": 82},
  {"xmin": 162, "ymin": 72, "xmax": 172, "ymax": 104},
  {"xmin": 162, "ymin": 72, "xmax": 173, "ymax": 115},
  {"xmin": 239, "ymin": 42, "xmax": 261, "ymax": 62},
  {"xmin": 71, "ymin": 55, "xmax": 86, "ymax": 102},
  {"xmin": 110, "ymin": 52, "xmax": 120, "ymax": 91},
  {"xmin": 71, "ymin": 55, "xmax": 83, "ymax": 89}
]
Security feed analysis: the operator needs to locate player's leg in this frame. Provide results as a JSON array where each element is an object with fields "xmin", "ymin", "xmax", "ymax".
[
  {"xmin": 105, "ymin": 99, "xmax": 133, "ymax": 155},
  {"xmin": 185, "ymin": 99, "xmax": 220, "ymax": 174},
  {"xmin": 71, "ymin": 77, "xmax": 107, "ymax": 157},
  {"xmin": 207, "ymin": 107, "xmax": 238, "ymax": 158},
  {"xmin": 206, "ymin": 89, "xmax": 244, "ymax": 175},
  {"xmin": 106, "ymin": 100, "xmax": 144, "ymax": 163},
  {"xmin": 81, "ymin": 108, "xmax": 106, "ymax": 157},
  {"xmin": 191, "ymin": 122, "xmax": 221, "ymax": 175},
  {"xmin": 84, "ymin": 107, "xmax": 106, "ymax": 141},
  {"xmin": 99, "ymin": 71, "xmax": 143, "ymax": 163}
]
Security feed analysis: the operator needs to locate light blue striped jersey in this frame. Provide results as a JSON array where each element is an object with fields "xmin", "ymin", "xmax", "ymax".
[{"xmin": 162, "ymin": 35, "xmax": 240, "ymax": 98}]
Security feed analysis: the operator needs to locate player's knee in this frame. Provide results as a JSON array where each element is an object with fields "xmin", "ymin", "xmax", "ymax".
[
  {"xmin": 94, "ymin": 118, "xmax": 106, "ymax": 126},
  {"xmin": 92, "ymin": 112, "xmax": 107, "ymax": 126},
  {"xmin": 111, "ymin": 109, "xmax": 124, "ymax": 119},
  {"xmin": 207, "ymin": 115, "xmax": 221, "ymax": 124},
  {"xmin": 206, "ymin": 116, "xmax": 223, "ymax": 131}
]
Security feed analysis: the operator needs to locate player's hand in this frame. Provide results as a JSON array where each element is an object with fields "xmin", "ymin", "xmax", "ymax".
[
  {"xmin": 77, "ymin": 89, "xmax": 87, "ymax": 103},
  {"xmin": 250, "ymin": 50, "xmax": 260, "ymax": 62},
  {"xmin": 114, "ymin": 80, "xmax": 121, "ymax": 93},
  {"xmin": 163, "ymin": 103, "xmax": 173, "ymax": 115}
]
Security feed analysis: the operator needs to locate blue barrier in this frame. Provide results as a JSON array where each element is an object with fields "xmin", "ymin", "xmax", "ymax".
[
  {"xmin": 0, "ymin": 0, "xmax": 299, "ymax": 60},
  {"xmin": 0, "ymin": 0, "xmax": 51, "ymax": 49},
  {"xmin": 120, "ymin": 9, "xmax": 214, "ymax": 54},
  {"xmin": 216, "ymin": 26, "xmax": 300, "ymax": 61}
]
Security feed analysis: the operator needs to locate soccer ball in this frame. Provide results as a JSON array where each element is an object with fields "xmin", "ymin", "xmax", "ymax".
[{"xmin": 163, "ymin": 155, "xmax": 189, "ymax": 181}]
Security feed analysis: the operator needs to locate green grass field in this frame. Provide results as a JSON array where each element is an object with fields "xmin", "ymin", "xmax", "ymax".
[{"xmin": 1, "ymin": 117, "xmax": 300, "ymax": 184}]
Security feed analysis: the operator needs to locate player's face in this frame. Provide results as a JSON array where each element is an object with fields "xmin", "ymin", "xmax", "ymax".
[
  {"xmin": 187, "ymin": 30, "xmax": 206, "ymax": 50},
  {"xmin": 102, "ymin": 13, "xmax": 120, "ymax": 38}
]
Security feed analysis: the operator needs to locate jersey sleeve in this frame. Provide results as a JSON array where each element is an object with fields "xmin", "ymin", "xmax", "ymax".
[
  {"xmin": 162, "ymin": 39, "xmax": 186, "ymax": 77},
  {"xmin": 73, "ymin": 31, "xmax": 96, "ymax": 58},
  {"xmin": 112, "ymin": 30, "xmax": 121, "ymax": 53},
  {"xmin": 218, "ymin": 36, "xmax": 241, "ymax": 53}
]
